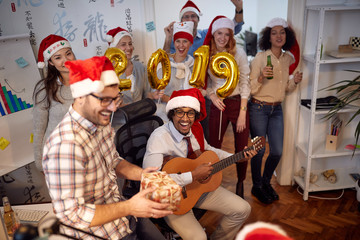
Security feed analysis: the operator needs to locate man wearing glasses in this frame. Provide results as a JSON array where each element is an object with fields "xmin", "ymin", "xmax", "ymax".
[
  {"xmin": 143, "ymin": 88, "xmax": 257, "ymax": 240},
  {"xmin": 163, "ymin": 0, "xmax": 244, "ymax": 56},
  {"xmin": 42, "ymin": 56, "xmax": 172, "ymax": 240}
]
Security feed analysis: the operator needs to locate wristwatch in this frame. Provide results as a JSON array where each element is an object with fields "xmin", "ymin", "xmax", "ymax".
[
  {"xmin": 240, "ymin": 106, "xmax": 247, "ymax": 111},
  {"xmin": 235, "ymin": 9, "xmax": 243, "ymax": 14}
]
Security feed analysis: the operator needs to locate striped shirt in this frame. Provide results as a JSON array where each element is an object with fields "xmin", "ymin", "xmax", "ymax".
[{"xmin": 43, "ymin": 106, "xmax": 132, "ymax": 239}]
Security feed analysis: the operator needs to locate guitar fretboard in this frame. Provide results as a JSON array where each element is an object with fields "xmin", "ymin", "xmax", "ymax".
[{"xmin": 211, "ymin": 147, "xmax": 253, "ymax": 175}]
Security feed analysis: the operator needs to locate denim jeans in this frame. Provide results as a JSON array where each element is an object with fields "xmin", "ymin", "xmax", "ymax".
[{"xmin": 249, "ymin": 101, "xmax": 284, "ymax": 188}]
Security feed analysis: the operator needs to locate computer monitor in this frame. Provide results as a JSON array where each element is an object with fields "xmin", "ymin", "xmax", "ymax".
[{"xmin": 244, "ymin": 30, "xmax": 258, "ymax": 57}]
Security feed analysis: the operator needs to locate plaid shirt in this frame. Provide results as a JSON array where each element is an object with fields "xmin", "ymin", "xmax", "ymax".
[{"xmin": 43, "ymin": 106, "xmax": 132, "ymax": 239}]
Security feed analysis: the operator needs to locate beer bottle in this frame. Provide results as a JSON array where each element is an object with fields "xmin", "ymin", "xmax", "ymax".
[
  {"xmin": 2, "ymin": 196, "xmax": 20, "ymax": 236},
  {"xmin": 266, "ymin": 55, "xmax": 273, "ymax": 79}
]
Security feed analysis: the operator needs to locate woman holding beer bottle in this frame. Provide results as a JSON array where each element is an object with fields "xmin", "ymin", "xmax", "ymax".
[{"xmin": 249, "ymin": 18, "xmax": 302, "ymax": 204}]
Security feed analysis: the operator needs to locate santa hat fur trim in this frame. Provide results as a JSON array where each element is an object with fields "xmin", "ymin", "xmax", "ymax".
[
  {"xmin": 179, "ymin": 0, "xmax": 202, "ymax": 20},
  {"xmin": 106, "ymin": 27, "xmax": 132, "ymax": 48},
  {"xmin": 211, "ymin": 17, "xmax": 234, "ymax": 35},
  {"xmin": 236, "ymin": 222, "xmax": 293, "ymax": 240},
  {"xmin": 166, "ymin": 95, "xmax": 200, "ymax": 113},
  {"xmin": 65, "ymin": 56, "xmax": 119, "ymax": 98},
  {"xmin": 37, "ymin": 34, "xmax": 71, "ymax": 68}
]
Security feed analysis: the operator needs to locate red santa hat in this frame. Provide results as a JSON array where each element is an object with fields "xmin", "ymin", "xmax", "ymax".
[
  {"xmin": 166, "ymin": 88, "xmax": 206, "ymax": 151},
  {"xmin": 203, "ymin": 15, "xmax": 234, "ymax": 46},
  {"xmin": 289, "ymin": 38, "xmax": 300, "ymax": 75},
  {"xmin": 65, "ymin": 56, "xmax": 119, "ymax": 98},
  {"xmin": 173, "ymin": 21, "xmax": 194, "ymax": 44},
  {"xmin": 179, "ymin": 0, "xmax": 202, "ymax": 21},
  {"xmin": 106, "ymin": 27, "xmax": 132, "ymax": 48},
  {"xmin": 236, "ymin": 222, "xmax": 293, "ymax": 240},
  {"xmin": 37, "ymin": 34, "xmax": 71, "ymax": 68}
]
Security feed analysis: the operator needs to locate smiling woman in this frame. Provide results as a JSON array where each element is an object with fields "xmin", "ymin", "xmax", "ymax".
[
  {"xmin": 150, "ymin": 21, "xmax": 196, "ymax": 123},
  {"xmin": 32, "ymin": 34, "xmax": 76, "ymax": 172},
  {"xmin": 248, "ymin": 18, "xmax": 301, "ymax": 204},
  {"xmin": 203, "ymin": 15, "xmax": 251, "ymax": 198}
]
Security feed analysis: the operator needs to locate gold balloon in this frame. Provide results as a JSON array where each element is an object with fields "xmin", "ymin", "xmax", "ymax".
[
  {"xmin": 104, "ymin": 47, "xmax": 131, "ymax": 91},
  {"xmin": 189, "ymin": 45, "xmax": 209, "ymax": 88},
  {"xmin": 147, "ymin": 49, "xmax": 171, "ymax": 90},
  {"xmin": 209, "ymin": 52, "xmax": 239, "ymax": 98}
]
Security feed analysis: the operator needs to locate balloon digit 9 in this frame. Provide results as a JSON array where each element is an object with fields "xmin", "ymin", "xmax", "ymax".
[
  {"xmin": 104, "ymin": 47, "xmax": 131, "ymax": 91},
  {"xmin": 189, "ymin": 45, "xmax": 209, "ymax": 88},
  {"xmin": 147, "ymin": 49, "xmax": 171, "ymax": 90},
  {"xmin": 209, "ymin": 52, "xmax": 239, "ymax": 98}
]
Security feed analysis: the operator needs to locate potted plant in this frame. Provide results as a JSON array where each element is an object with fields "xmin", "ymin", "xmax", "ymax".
[{"xmin": 323, "ymin": 70, "xmax": 360, "ymax": 153}]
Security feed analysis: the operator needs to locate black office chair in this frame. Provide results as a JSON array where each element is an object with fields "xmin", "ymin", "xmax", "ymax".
[
  {"xmin": 114, "ymin": 98, "xmax": 206, "ymax": 239},
  {"xmin": 114, "ymin": 98, "xmax": 163, "ymax": 197}
]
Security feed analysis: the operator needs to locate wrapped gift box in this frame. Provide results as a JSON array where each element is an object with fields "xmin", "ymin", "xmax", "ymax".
[{"xmin": 141, "ymin": 171, "xmax": 182, "ymax": 211}]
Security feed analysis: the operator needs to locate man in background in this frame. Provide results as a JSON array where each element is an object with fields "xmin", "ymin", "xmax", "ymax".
[{"xmin": 163, "ymin": 0, "xmax": 244, "ymax": 56}]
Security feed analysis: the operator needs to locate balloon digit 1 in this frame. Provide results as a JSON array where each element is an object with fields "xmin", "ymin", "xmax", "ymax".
[
  {"xmin": 209, "ymin": 52, "xmax": 239, "ymax": 98},
  {"xmin": 189, "ymin": 45, "xmax": 209, "ymax": 88},
  {"xmin": 104, "ymin": 47, "xmax": 131, "ymax": 91},
  {"xmin": 147, "ymin": 49, "xmax": 171, "ymax": 90}
]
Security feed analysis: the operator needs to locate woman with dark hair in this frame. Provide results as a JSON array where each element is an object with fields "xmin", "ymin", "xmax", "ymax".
[
  {"xmin": 204, "ymin": 15, "xmax": 251, "ymax": 198},
  {"xmin": 249, "ymin": 18, "xmax": 302, "ymax": 204},
  {"xmin": 32, "ymin": 34, "xmax": 75, "ymax": 171}
]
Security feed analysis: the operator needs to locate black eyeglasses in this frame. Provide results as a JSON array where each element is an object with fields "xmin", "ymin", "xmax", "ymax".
[
  {"xmin": 89, "ymin": 93, "xmax": 123, "ymax": 107},
  {"xmin": 174, "ymin": 109, "xmax": 196, "ymax": 119}
]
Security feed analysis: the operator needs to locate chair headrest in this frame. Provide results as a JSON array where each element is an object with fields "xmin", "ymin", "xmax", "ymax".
[{"xmin": 114, "ymin": 98, "xmax": 157, "ymax": 123}]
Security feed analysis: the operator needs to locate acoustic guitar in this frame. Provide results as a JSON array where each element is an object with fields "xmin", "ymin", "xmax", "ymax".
[{"xmin": 162, "ymin": 136, "xmax": 265, "ymax": 215}]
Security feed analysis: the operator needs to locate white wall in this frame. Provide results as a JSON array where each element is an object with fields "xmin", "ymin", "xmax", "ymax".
[{"xmin": 153, "ymin": 0, "xmax": 288, "ymax": 49}]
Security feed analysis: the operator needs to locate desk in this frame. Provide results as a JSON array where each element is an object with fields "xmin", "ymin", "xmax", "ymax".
[{"xmin": 1, "ymin": 203, "xmax": 66, "ymax": 240}]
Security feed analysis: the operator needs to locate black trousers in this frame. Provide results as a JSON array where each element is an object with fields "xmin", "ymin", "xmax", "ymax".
[{"xmin": 121, "ymin": 217, "xmax": 165, "ymax": 240}]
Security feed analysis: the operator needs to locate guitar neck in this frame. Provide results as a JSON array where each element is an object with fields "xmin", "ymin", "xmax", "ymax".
[{"xmin": 210, "ymin": 146, "xmax": 253, "ymax": 175}]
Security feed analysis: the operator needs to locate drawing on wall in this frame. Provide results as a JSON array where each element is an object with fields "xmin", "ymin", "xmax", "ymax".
[
  {"xmin": 0, "ymin": 80, "xmax": 33, "ymax": 117},
  {"xmin": 0, "ymin": 37, "xmax": 35, "ymax": 118},
  {"xmin": 0, "ymin": 35, "xmax": 40, "ymax": 176}
]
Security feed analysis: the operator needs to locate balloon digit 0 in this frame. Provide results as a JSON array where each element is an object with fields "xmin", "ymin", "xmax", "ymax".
[
  {"xmin": 209, "ymin": 52, "xmax": 239, "ymax": 98},
  {"xmin": 147, "ymin": 49, "xmax": 171, "ymax": 90},
  {"xmin": 104, "ymin": 47, "xmax": 131, "ymax": 91}
]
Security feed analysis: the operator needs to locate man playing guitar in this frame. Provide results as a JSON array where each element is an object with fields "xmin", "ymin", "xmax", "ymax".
[{"xmin": 143, "ymin": 88, "xmax": 259, "ymax": 240}]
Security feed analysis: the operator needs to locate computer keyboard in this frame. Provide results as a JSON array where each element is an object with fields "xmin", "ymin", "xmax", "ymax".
[{"xmin": 15, "ymin": 209, "xmax": 49, "ymax": 223}]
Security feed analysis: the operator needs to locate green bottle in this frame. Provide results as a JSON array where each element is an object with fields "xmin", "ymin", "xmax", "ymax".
[{"xmin": 266, "ymin": 55, "xmax": 273, "ymax": 79}]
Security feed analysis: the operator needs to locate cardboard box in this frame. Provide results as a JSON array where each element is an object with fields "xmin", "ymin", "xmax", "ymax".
[{"xmin": 326, "ymin": 135, "xmax": 338, "ymax": 151}]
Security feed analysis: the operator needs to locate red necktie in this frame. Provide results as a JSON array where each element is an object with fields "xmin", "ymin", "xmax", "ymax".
[{"xmin": 183, "ymin": 136, "xmax": 194, "ymax": 158}]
